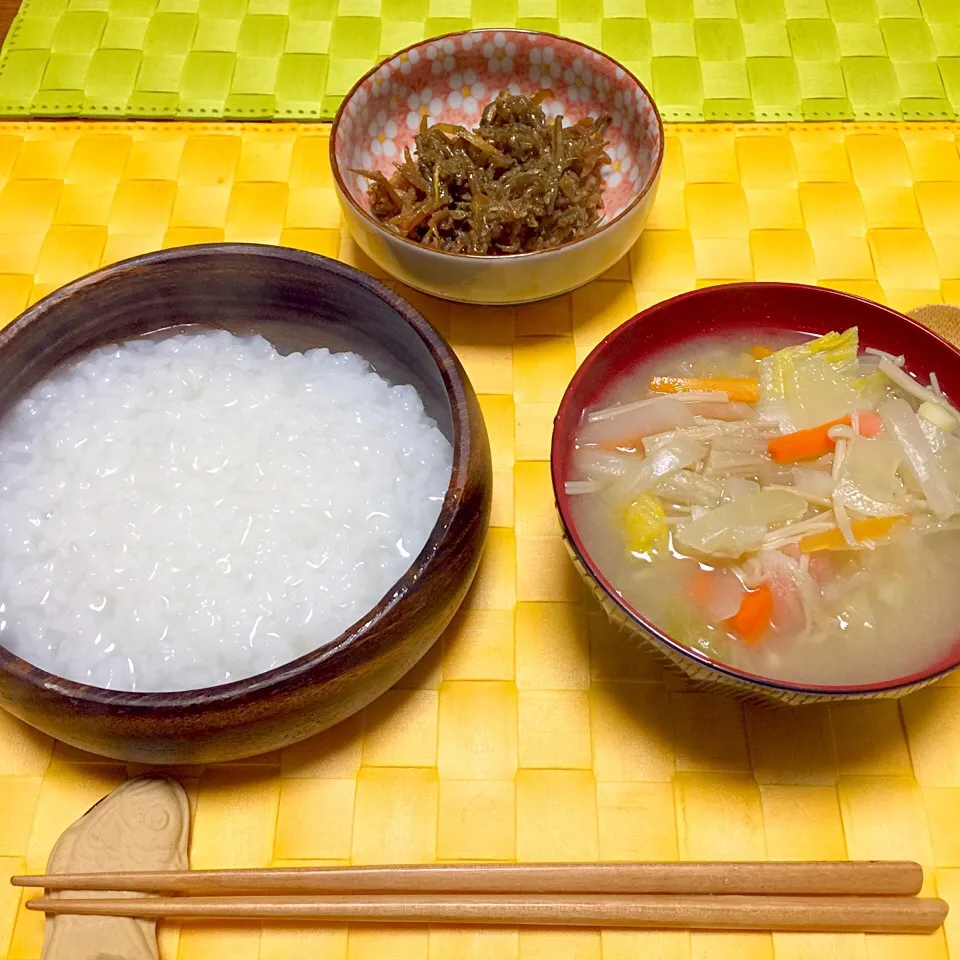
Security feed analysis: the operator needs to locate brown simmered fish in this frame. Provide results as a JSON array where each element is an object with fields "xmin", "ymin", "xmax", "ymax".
[{"xmin": 355, "ymin": 91, "xmax": 611, "ymax": 255}]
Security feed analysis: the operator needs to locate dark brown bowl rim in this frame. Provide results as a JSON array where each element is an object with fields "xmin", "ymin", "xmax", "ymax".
[
  {"xmin": 0, "ymin": 243, "xmax": 473, "ymax": 710},
  {"xmin": 329, "ymin": 28, "xmax": 665, "ymax": 262},
  {"xmin": 551, "ymin": 281, "xmax": 960, "ymax": 699}
]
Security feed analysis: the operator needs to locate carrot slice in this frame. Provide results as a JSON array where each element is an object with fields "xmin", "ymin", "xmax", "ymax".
[
  {"xmin": 686, "ymin": 569, "xmax": 717, "ymax": 608},
  {"xmin": 800, "ymin": 515, "xmax": 905, "ymax": 553},
  {"xmin": 648, "ymin": 376, "xmax": 760, "ymax": 405},
  {"xmin": 768, "ymin": 412, "xmax": 887, "ymax": 464},
  {"xmin": 726, "ymin": 584, "xmax": 773, "ymax": 644},
  {"xmin": 768, "ymin": 416, "xmax": 850, "ymax": 464},
  {"xmin": 598, "ymin": 437, "xmax": 644, "ymax": 455},
  {"xmin": 750, "ymin": 345, "xmax": 773, "ymax": 360}
]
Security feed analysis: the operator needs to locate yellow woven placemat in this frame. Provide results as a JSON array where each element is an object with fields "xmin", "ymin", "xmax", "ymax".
[{"xmin": 2, "ymin": 120, "xmax": 960, "ymax": 960}]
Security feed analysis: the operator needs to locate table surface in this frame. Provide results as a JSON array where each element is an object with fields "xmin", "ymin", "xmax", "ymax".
[
  {"xmin": 2, "ymin": 119, "xmax": 960, "ymax": 960},
  {"xmin": 1, "ymin": 0, "xmax": 959, "ymax": 121}
]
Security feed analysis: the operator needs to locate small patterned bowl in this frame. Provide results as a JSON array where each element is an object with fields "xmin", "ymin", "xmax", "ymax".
[{"xmin": 330, "ymin": 30, "xmax": 663, "ymax": 305}]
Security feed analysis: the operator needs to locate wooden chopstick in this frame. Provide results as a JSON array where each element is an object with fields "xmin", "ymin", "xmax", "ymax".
[
  {"xmin": 12, "ymin": 860, "xmax": 924, "ymax": 897},
  {"xmin": 25, "ymin": 893, "xmax": 948, "ymax": 934}
]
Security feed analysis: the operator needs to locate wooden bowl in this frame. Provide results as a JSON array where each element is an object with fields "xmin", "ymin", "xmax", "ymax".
[
  {"xmin": 0, "ymin": 244, "xmax": 491, "ymax": 763},
  {"xmin": 552, "ymin": 282, "xmax": 960, "ymax": 704}
]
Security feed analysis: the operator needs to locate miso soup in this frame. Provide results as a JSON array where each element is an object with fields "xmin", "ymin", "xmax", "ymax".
[{"xmin": 566, "ymin": 328, "xmax": 960, "ymax": 686}]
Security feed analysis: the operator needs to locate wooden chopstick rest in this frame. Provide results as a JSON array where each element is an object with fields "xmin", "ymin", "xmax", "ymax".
[{"xmin": 34, "ymin": 776, "xmax": 189, "ymax": 960}]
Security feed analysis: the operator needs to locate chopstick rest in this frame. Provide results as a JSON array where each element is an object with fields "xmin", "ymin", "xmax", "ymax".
[{"xmin": 34, "ymin": 777, "xmax": 189, "ymax": 960}]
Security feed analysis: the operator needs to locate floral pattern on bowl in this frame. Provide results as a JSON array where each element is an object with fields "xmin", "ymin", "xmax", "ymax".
[{"xmin": 333, "ymin": 30, "xmax": 662, "ymax": 225}]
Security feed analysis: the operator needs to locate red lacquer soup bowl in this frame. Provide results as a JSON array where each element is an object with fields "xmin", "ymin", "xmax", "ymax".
[{"xmin": 551, "ymin": 282, "xmax": 960, "ymax": 704}]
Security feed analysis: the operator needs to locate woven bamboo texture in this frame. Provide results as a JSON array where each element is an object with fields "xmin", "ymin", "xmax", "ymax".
[
  {"xmin": 1, "ymin": 1, "xmax": 960, "ymax": 121},
  {"xmin": 1, "ymin": 120, "xmax": 960, "ymax": 959}
]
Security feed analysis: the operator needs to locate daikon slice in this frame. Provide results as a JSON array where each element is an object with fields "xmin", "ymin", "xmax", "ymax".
[
  {"xmin": 880, "ymin": 398, "xmax": 960, "ymax": 520},
  {"xmin": 674, "ymin": 489, "xmax": 808, "ymax": 560}
]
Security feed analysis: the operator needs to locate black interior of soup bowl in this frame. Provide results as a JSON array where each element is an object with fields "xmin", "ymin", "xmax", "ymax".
[
  {"xmin": 0, "ymin": 243, "xmax": 491, "ymax": 763},
  {"xmin": 552, "ymin": 281, "xmax": 960, "ymax": 699}
]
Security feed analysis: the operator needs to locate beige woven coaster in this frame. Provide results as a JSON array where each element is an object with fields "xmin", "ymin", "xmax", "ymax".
[{"xmin": 909, "ymin": 305, "xmax": 960, "ymax": 349}]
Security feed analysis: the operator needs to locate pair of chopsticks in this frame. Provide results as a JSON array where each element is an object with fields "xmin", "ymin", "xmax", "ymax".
[{"xmin": 14, "ymin": 861, "xmax": 948, "ymax": 934}]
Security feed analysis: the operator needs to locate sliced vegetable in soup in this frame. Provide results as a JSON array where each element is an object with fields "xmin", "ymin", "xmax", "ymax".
[{"xmin": 566, "ymin": 328, "xmax": 960, "ymax": 686}]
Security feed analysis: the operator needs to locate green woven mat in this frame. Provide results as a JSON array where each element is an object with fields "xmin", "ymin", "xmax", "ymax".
[{"xmin": 0, "ymin": 0, "xmax": 959, "ymax": 120}]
